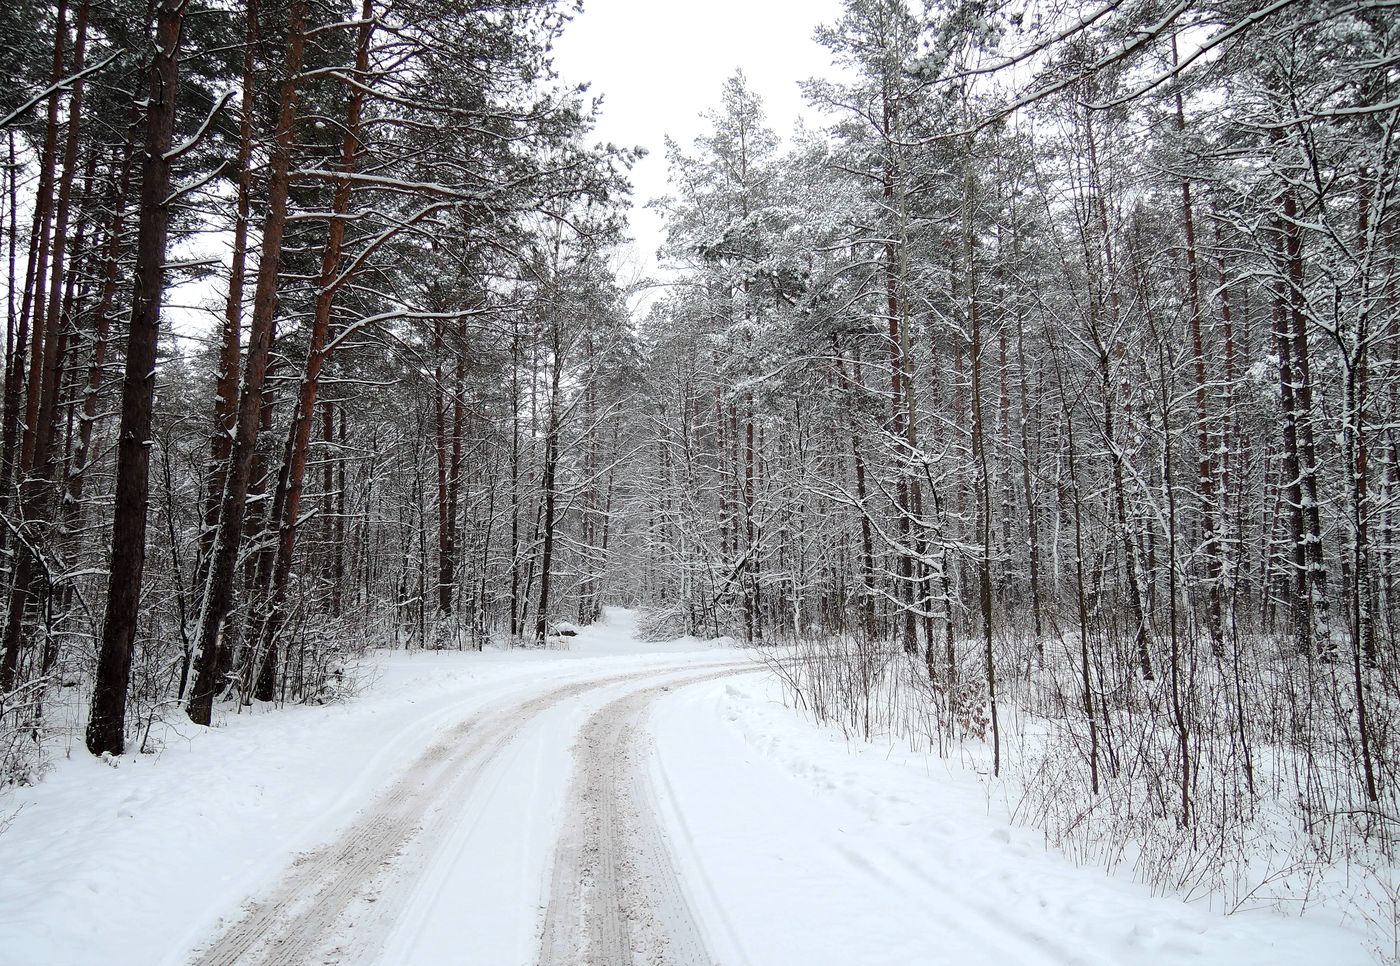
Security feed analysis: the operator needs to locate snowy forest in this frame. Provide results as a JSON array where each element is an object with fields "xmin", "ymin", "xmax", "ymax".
[{"xmin": 2, "ymin": 0, "xmax": 1400, "ymax": 959}]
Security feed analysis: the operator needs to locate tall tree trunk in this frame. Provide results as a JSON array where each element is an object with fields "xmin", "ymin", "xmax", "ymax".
[
  {"xmin": 837, "ymin": 343, "xmax": 877, "ymax": 642},
  {"xmin": 84, "ymin": 0, "xmax": 186, "ymax": 755},
  {"xmin": 1085, "ymin": 110, "xmax": 1154, "ymax": 680},
  {"xmin": 968, "ymin": 208, "xmax": 1000, "ymax": 776},
  {"xmin": 1, "ymin": 0, "xmax": 91, "ymax": 694},
  {"xmin": 1014, "ymin": 311, "xmax": 1044, "ymax": 641},
  {"xmin": 250, "ymin": 2, "xmax": 374, "ymax": 699},
  {"xmin": 1269, "ymin": 240, "xmax": 1309, "ymax": 651},
  {"xmin": 332, "ymin": 404, "xmax": 347, "ymax": 617},
  {"xmin": 0, "ymin": 0, "xmax": 70, "ymax": 557},
  {"xmin": 433, "ymin": 315, "xmax": 453, "ymax": 618},
  {"xmin": 1280, "ymin": 175, "xmax": 1331, "ymax": 655},
  {"xmin": 186, "ymin": 0, "xmax": 308, "ymax": 724},
  {"xmin": 508, "ymin": 324, "xmax": 521, "ymax": 638},
  {"xmin": 1347, "ymin": 170, "xmax": 1378, "ymax": 801},
  {"xmin": 447, "ymin": 351, "xmax": 465, "ymax": 612},
  {"xmin": 1172, "ymin": 51, "xmax": 1225, "ymax": 657},
  {"xmin": 66, "ymin": 125, "xmax": 139, "ymax": 513},
  {"xmin": 196, "ymin": 0, "xmax": 258, "ymax": 581},
  {"xmin": 534, "ymin": 328, "xmax": 563, "ymax": 644}
]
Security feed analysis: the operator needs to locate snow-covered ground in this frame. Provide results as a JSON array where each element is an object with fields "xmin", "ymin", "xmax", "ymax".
[
  {"xmin": 0, "ymin": 609, "xmax": 1376, "ymax": 964},
  {"xmin": 651, "ymin": 674, "xmax": 1375, "ymax": 964}
]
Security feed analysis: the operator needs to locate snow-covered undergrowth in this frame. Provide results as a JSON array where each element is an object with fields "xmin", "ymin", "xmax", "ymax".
[
  {"xmin": 760, "ymin": 633, "xmax": 1400, "ymax": 962},
  {"xmin": 654, "ymin": 671, "xmax": 1378, "ymax": 965},
  {"xmin": 0, "ymin": 612, "xmax": 390, "ymax": 791}
]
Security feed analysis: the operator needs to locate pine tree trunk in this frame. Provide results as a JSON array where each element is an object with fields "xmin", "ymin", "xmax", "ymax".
[
  {"xmin": 534, "ymin": 332, "xmax": 563, "ymax": 644},
  {"xmin": 84, "ymin": 0, "xmax": 186, "ymax": 754},
  {"xmin": 250, "ymin": 1, "xmax": 373, "ymax": 696},
  {"xmin": 187, "ymin": 0, "xmax": 309, "ymax": 724},
  {"xmin": 1173, "ymin": 60, "xmax": 1225, "ymax": 658},
  {"xmin": 196, "ymin": 0, "xmax": 258, "ymax": 582}
]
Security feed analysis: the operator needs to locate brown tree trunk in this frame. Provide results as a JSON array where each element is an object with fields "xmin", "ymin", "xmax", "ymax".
[
  {"xmin": 1014, "ymin": 312, "xmax": 1044, "ymax": 640},
  {"xmin": 836, "ymin": 344, "xmax": 878, "ymax": 642},
  {"xmin": 507, "ymin": 324, "xmax": 522, "ymax": 638},
  {"xmin": 1173, "ymin": 57, "xmax": 1225, "ymax": 657},
  {"xmin": 186, "ymin": 0, "xmax": 309, "ymax": 724},
  {"xmin": 249, "ymin": 2, "xmax": 373, "ymax": 699},
  {"xmin": 578, "ymin": 378, "xmax": 600, "ymax": 625},
  {"xmin": 1348, "ymin": 171, "xmax": 1378, "ymax": 801},
  {"xmin": 67, "ymin": 126, "xmax": 138, "ymax": 512},
  {"xmin": 881, "ymin": 85, "xmax": 917, "ymax": 655},
  {"xmin": 0, "ymin": 0, "xmax": 70, "ymax": 557},
  {"xmin": 196, "ymin": 0, "xmax": 258, "ymax": 580},
  {"xmin": 1281, "ymin": 179, "xmax": 1331, "ymax": 654},
  {"xmin": 968, "ymin": 213, "xmax": 1000, "ymax": 776},
  {"xmin": 332, "ymin": 405, "xmax": 346, "ymax": 617},
  {"xmin": 5, "ymin": 133, "xmax": 15, "ymax": 411},
  {"xmin": 1084, "ymin": 110, "xmax": 1154, "ymax": 680},
  {"xmin": 534, "ymin": 327, "xmax": 563, "ymax": 644},
  {"xmin": 1058, "ymin": 364, "xmax": 1098, "ymax": 795},
  {"xmin": 447, "ymin": 351, "xmax": 465, "ymax": 609},
  {"xmin": 433, "ymin": 327, "xmax": 453, "ymax": 618},
  {"xmin": 84, "ymin": 0, "xmax": 186, "ymax": 754},
  {"xmin": 1, "ymin": 0, "xmax": 90, "ymax": 694}
]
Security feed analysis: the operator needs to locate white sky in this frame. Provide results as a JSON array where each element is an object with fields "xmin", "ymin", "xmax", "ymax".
[{"xmin": 551, "ymin": 0, "xmax": 845, "ymax": 287}]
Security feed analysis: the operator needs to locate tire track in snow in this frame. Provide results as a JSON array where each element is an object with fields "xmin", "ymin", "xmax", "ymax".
[
  {"xmin": 539, "ymin": 668, "xmax": 752, "ymax": 966},
  {"xmin": 191, "ymin": 662, "xmax": 742, "ymax": 966}
]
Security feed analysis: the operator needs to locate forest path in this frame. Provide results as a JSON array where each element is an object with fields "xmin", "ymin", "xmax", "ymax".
[
  {"xmin": 187, "ymin": 613, "xmax": 751, "ymax": 966},
  {"xmin": 537, "ymin": 671, "xmax": 738, "ymax": 966}
]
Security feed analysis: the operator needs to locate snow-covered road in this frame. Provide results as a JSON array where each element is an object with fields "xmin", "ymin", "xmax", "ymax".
[{"xmin": 0, "ymin": 610, "xmax": 1375, "ymax": 965}]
